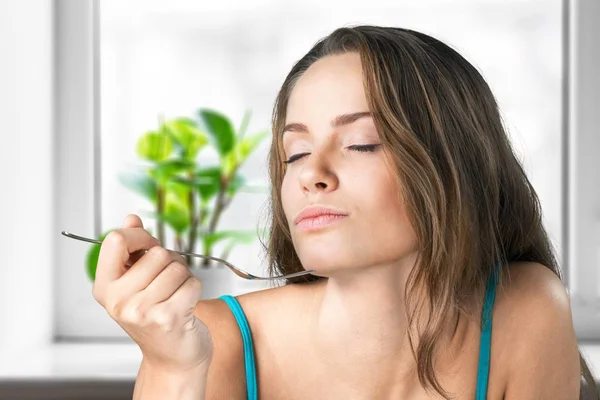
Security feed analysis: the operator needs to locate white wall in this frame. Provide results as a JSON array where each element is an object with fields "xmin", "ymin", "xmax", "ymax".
[{"xmin": 0, "ymin": 0, "xmax": 54, "ymax": 354}]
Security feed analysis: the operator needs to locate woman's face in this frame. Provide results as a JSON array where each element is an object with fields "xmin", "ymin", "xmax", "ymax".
[{"xmin": 281, "ymin": 52, "xmax": 418, "ymax": 276}]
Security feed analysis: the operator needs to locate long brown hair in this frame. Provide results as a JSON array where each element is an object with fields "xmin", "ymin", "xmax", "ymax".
[{"xmin": 264, "ymin": 25, "xmax": 598, "ymax": 399}]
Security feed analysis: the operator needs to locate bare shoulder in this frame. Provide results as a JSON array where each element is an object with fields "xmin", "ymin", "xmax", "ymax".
[
  {"xmin": 493, "ymin": 262, "xmax": 580, "ymax": 399},
  {"xmin": 192, "ymin": 281, "xmax": 321, "ymax": 399},
  {"xmin": 193, "ymin": 297, "xmax": 247, "ymax": 400},
  {"xmin": 236, "ymin": 280, "xmax": 320, "ymax": 317},
  {"xmin": 235, "ymin": 280, "xmax": 323, "ymax": 338}
]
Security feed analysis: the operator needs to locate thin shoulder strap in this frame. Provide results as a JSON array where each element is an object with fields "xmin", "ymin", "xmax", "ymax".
[
  {"xmin": 475, "ymin": 267, "xmax": 499, "ymax": 400},
  {"xmin": 219, "ymin": 295, "xmax": 258, "ymax": 400}
]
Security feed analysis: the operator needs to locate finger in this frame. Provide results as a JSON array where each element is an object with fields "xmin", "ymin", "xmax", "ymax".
[
  {"xmin": 123, "ymin": 214, "xmax": 144, "ymax": 229},
  {"xmin": 122, "ymin": 215, "xmax": 157, "ymax": 266},
  {"xmin": 95, "ymin": 228, "xmax": 160, "ymax": 285},
  {"xmin": 125, "ymin": 249, "xmax": 148, "ymax": 268},
  {"xmin": 139, "ymin": 259, "xmax": 192, "ymax": 305},
  {"xmin": 143, "ymin": 277, "xmax": 202, "ymax": 333},
  {"xmin": 158, "ymin": 274, "xmax": 203, "ymax": 313},
  {"xmin": 118, "ymin": 247, "xmax": 188, "ymax": 296}
]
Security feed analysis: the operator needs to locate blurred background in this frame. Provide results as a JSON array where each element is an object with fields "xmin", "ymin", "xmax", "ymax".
[{"xmin": 0, "ymin": 0, "xmax": 598, "ymax": 398}]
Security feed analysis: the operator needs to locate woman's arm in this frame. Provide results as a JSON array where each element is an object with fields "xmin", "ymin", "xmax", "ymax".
[
  {"xmin": 132, "ymin": 297, "xmax": 248, "ymax": 399},
  {"xmin": 133, "ymin": 359, "xmax": 210, "ymax": 400},
  {"xmin": 131, "ymin": 297, "xmax": 248, "ymax": 399}
]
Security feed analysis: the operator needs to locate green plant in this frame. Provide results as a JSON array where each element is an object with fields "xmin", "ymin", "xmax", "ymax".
[{"xmin": 85, "ymin": 108, "xmax": 269, "ymax": 280}]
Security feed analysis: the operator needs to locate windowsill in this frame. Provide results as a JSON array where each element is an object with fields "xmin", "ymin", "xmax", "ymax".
[
  {"xmin": 0, "ymin": 343, "xmax": 141, "ymax": 380},
  {"xmin": 0, "ymin": 342, "xmax": 599, "ymax": 381},
  {"xmin": 582, "ymin": 343, "xmax": 600, "ymax": 379}
]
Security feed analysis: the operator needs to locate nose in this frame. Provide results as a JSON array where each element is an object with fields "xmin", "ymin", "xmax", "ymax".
[{"xmin": 298, "ymin": 152, "xmax": 339, "ymax": 194}]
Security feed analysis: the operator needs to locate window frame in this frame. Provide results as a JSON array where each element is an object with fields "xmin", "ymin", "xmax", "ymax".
[
  {"xmin": 566, "ymin": 0, "xmax": 600, "ymax": 340},
  {"xmin": 54, "ymin": 0, "xmax": 600, "ymax": 339},
  {"xmin": 55, "ymin": 0, "xmax": 120, "ymax": 340}
]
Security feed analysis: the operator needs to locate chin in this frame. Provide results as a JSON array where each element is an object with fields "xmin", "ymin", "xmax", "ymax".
[
  {"xmin": 297, "ymin": 253, "xmax": 358, "ymax": 278},
  {"xmin": 292, "ymin": 231, "xmax": 370, "ymax": 275}
]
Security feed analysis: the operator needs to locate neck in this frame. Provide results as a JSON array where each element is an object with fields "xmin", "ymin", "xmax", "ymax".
[{"xmin": 307, "ymin": 254, "xmax": 464, "ymax": 394}]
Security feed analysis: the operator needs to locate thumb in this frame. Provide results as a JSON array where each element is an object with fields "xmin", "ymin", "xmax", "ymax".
[
  {"xmin": 121, "ymin": 214, "xmax": 156, "ymax": 267},
  {"xmin": 123, "ymin": 214, "xmax": 144, "ymax": 229}
]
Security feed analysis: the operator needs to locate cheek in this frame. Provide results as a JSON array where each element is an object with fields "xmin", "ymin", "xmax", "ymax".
[
  {"xmin": 352, "ymin": 162, "xmax": 401, "ymax": 210},
  {"xmin": 366, "ymin": 170, "xmax": 416, "ymax": 239},
  {"xmin": 280, "ymin": 173, "xmax": 295, "ymax": 222}
]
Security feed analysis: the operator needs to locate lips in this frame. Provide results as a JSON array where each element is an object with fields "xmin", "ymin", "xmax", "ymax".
[{"xmin": 294, "ymin": 205, "xmax": 349, "ymax": 225}]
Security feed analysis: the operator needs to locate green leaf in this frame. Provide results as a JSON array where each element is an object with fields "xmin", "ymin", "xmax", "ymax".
[
  {"xmin": 163, "ymin": 205, "xmax": 189, "ymax": 234},
  {"xmin": 172, "ymin": 175, "xmax": 214, "ymax": 186},
  {"xmin": 153, "ymin": 196, "xmax": 190, "ymax": 234},
  {"xmin": 203, "ymin": 230, "xmax": 256, "ymax": 249},
  {"xmin": 85, "ymin": 230, "xmax": 113, "ymax": 281},
  {"xmin": 221, "ymin": 152, "xmax": 237, "ymax": 177},
  {"xmin": 194, "ymin": 167, "xmax": 222, "ymax": 202},
  {"xmin": 196, "ymin": 109, "xmax": 236, "ymax": 156},
  {"xmin": 145, "ymin": 180, "xmax": 191, "ymax": 234},
  {"xmin": 170, "ymin": 167, "xmax": 223, "ymax": 203},
  {"xmin": 167, "ymin": 181, "xmax": 191, "ymax": 233},
  {"xmin": 150, "ymin": 158, "xmax": 195, "ymax": 186},
  {"xmin": 199, "ymin": 204, "xmax": 211, "ymax": 225},
  {"xmin": 237, "ymin": 110, "xmax": 252, "ymax": 140},
  {"xmin": 136, "ymin": 130, "xmax": 173, "ymax": 162},
  {"xmin": 237, "ymin": 130, "xmax": 269, "ymax": 164},
  {"xmin": 118, "ymin": 172, "xmax": 158, "ymax": 203},
  {"xmin": 165, "ymin": 179, "xmax": 192, "ymax": 205},
  {"xmin": 220, "ymin": 130, "xmax": 268, "ymax": 177},
  {"xmin": 156, "ymin": 158, "xmax": 195, "ymax": 176},
  {"xmin": 235, "ymin": 183, "xmax": 269, "ymax": 194},
  {"xmin": 164, "ymin": 118, "xmax": 209, "ymax": 160},
  {"xmin": 226, "ymin": 173, "xmax": 246, "ymax": 197}
]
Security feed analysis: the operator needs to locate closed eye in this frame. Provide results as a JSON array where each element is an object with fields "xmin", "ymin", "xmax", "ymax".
[
  {"xmin": 283, "ymin": 152, "xmax": 310, "ymax": 164},
  {"xmin": 347, "ymin": 144, "xmax": 382, "ymax": 152},
  {"xmin": 283, "ymin": 144, "xmax": 382, "ymax": 164}
]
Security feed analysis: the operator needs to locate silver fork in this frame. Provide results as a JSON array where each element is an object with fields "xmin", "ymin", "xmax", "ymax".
[{"xmin": 61, "ymin": 231, "xmax": 315, "ymax": 281}]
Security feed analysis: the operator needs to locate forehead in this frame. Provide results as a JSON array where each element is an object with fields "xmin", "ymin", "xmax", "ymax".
[{"xmin": 286, "ymin": 53, "xmax": 369, "ymax": 123}]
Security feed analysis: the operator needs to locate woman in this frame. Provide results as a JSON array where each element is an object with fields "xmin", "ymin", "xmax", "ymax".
[{"xmin": 92, "ymin": 26, "xmax": 598, "ymax": 399}]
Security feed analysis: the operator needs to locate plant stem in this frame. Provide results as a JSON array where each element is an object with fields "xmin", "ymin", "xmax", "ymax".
[
  {"xmin": 186, "ymin": 177, "xmax": 198, "ymax": 266},
  {"xmin": 156, "ymin": 185, "xmax": 165, "ymax": 244},
  {"xmin": 208, "ymin": 181, "xmax": 226, "ymax": 233},
  {"xmin": 201, "ymin": 176, "xmax": 229, "ymax": 268},
  {"xmin": 198, "ymin": 206, "xmax": 210, "ymax": 268}
]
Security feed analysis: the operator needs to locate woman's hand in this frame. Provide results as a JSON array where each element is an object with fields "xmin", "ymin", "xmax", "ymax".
[{"xmin": 92, "ymin": 214, "xmax": 213, "ymax": 372}]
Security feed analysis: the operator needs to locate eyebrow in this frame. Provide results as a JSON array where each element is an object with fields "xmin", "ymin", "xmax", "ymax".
[{"xmin": 282, "ymin": 111, "xmax": 372, "ymax": 135}]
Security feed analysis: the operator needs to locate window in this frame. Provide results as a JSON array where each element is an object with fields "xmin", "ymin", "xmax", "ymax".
[
  {"xmin": 55, "ymin": 0, "xmax": 599, "ymax": 341},
  {"xmin": 567, "ymin": 0, "xmax": 600, "ymax": 340}
]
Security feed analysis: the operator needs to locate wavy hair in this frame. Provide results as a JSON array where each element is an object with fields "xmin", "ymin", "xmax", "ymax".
[{"xmin": 263, "ymin": 25, "xmax": 598, "ymax": 399}]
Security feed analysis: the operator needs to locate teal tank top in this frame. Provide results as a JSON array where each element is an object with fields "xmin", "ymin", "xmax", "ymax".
[
  {"xmin": 219, "ymin": 294, "xmax": 258, "ymax": 400},
  {"xmin": 219, "ymin": 268, "xmax": 498, "ymax": 400}
]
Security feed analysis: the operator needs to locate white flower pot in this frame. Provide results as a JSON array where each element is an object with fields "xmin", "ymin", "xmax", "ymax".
[{"xmin": 192, "ymin": 265, "xmax": 236, "ymax": 299}]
